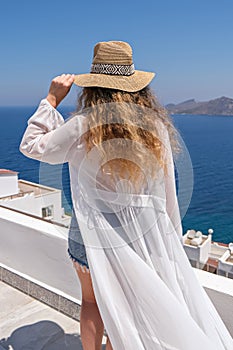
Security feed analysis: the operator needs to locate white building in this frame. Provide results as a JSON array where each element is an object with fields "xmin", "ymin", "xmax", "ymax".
[
  {"xmin": 0, "ymin": 169, "xmax": 70, "ymax": 226},
  {"xmin": 183, "ymin": 229, "xmax": 212, "ymax": 269},
  {"xmin": 218, "ymin": 250, "xmax": 233, "ymax": 279},
  {"xmin": 183, "ymin": 229, "xmax": 233, "ymax": 279}
]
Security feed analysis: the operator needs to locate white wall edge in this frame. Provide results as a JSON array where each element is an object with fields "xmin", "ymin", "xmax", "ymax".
[
  {"xmin": 0, "ymin": 262, "xmax": 81, "ymax": 305},
  {"xmin": 193, "ymin": 267, "xmax": 233, "ymax": 296},
  {"xmin": 0, "ymin": 206, "xmax": 67, "ymax": 239}
]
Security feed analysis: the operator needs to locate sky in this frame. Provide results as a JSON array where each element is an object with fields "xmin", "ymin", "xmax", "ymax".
[{"xmin": 0, "ymin": 0, "xmax": 232, "ymax": 106}]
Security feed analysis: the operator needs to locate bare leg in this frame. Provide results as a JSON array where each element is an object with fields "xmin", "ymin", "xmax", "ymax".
[
  {"xmin": 73, "ymin": 261, "xmax": 105, "ymax": 350},
  {"xmin": 106, "ymin": 336, "xmax": 114, "ymax": 350}
]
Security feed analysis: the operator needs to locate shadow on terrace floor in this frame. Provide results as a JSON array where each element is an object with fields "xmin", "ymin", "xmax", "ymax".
[{"xmin": 0, "ymin": 320, "xmax": 106, "ymax": 350}]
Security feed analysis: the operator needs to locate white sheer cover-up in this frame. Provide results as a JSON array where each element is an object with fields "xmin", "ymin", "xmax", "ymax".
[{"xmin": 20, "ymin": 99, "xmax": 233, "ymax": 350}]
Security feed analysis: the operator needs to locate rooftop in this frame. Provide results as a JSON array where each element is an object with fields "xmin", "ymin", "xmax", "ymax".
[
  {"xmin": 0, "ymin": 169, "xmax": 18, "ymax": 175},
  {"xmin": 0, "ymin": 179, "xmax": 60, "ymax": 200},
  {"xmin": 0, "ymin": 211, "xmax": 232, "ymax": 347},
  {"xmin": 0, "ymin": 266, "xmax": 232, "ymax": 349},
  {"xmin": 0, "ymin": 174, "xmax": 232, "ymax": 347},
  {"xmin": 18, "ymin": 179, "xmax": 59, "ymax": 197}
]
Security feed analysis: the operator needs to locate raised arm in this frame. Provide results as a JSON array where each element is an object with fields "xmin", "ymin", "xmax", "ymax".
[{"xmin": 19, "ymin": 74, "xmax": 79, "ymax": 164}]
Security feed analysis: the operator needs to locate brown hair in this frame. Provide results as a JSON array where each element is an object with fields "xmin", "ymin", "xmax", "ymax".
[{"xmin": 76, "ymin": 86, "xmax": 179, "ymax": 190}]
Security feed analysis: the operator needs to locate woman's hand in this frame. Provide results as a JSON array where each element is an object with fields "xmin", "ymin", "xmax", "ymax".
[{"xmin": 46, "ymin": 74, "xmax": 75, "ymax": 108}]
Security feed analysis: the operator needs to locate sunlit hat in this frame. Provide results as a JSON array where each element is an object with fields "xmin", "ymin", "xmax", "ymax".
[{"xmin": 74, "ymin": 41, "xmax": 155, "ymax": 92}]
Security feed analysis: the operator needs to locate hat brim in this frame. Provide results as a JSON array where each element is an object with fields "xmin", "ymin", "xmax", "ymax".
[{"xmin": 73, "ymin": 70, "xmax": 155, "ymax": 93}]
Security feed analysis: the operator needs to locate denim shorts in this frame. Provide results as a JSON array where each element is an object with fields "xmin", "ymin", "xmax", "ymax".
[
  {"xmin": 68, "ymin": 209, "xmax": 126, "ymax": 270},
  {"xmin": 68, "ymin": 210, "xmax": 89, "ymax": 269}
]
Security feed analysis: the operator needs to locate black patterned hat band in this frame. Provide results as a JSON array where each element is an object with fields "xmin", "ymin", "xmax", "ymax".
[{"xmin": 91, "ymin": 63, "xmax": 135, "ymax": 76}]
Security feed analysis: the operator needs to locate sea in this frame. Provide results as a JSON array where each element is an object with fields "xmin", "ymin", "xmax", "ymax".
[{"xmin": 0, "ymin": 106, "xmax": 233, "ymax": 244}]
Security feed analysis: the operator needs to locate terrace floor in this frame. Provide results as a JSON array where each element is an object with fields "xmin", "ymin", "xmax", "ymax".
[
  {"xmin": 0, "ymin": 281, "xmax": 107, "ymax": 350},
  {"xmin": 0, "ymin": 272, "xmax": 232, "ymax": 349}
]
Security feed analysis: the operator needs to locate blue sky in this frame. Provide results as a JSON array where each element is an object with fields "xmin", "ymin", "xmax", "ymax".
[{"xmin": 0, "ymin": 0, "xmax": 232, "ymax": 106}]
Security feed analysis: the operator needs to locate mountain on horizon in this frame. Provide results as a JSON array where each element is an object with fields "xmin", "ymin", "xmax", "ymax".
[{"xmin": 166, "ymin": 96, "xmax": 233, "ymax": 116}]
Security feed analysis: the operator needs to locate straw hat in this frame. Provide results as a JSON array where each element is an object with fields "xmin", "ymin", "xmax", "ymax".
[{"xmin": 74, "ymin": 41, "xmax": 155, "ymax": 92}]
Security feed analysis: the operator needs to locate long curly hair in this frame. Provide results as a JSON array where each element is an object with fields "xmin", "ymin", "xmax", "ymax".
[{"xmin": 76, "ymin": 86, "xmax": 179, "ymax": 190}]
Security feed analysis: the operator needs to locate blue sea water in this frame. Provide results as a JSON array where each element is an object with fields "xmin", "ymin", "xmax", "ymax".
[{"xmin": 0, "ymin": 106, "xmax": 233, "ymax": 244}]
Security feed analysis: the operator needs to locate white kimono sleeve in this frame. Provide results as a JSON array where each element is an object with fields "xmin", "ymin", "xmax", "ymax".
[{"xmin": 19, "ymin": 99, "xmax": 81, "ymax": 164}]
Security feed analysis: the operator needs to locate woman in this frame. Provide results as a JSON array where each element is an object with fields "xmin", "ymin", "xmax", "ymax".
[{"xmin": 20, "ymin": 41, "xmax": 232, "ymax": 350}]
